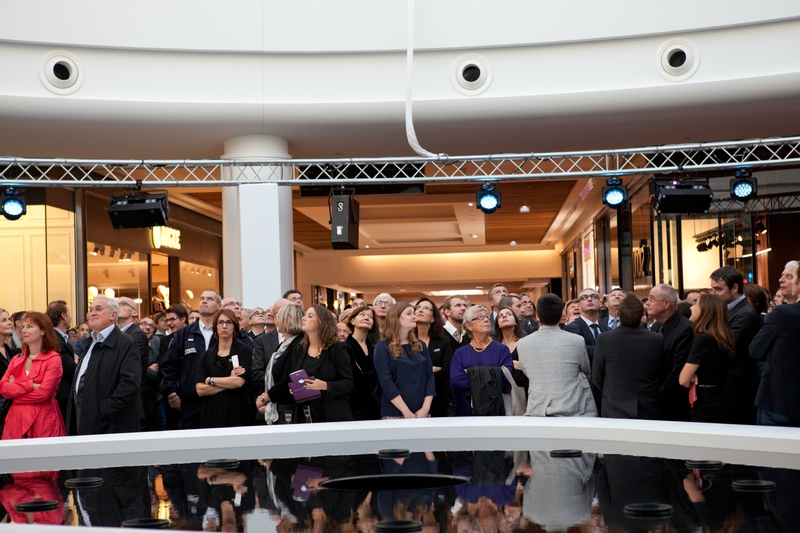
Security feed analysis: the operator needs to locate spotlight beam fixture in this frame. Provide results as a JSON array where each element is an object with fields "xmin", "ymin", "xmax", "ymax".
[
  {"xmin": 730, "ymin": 169, "xmax": 757, "ymax": 201},
  {"xmin": 602, "ymin": 177, "xmax": 628, "ymax": 208},
  {"xmin": 0, "ymin": 187, "xmax": 26, "ymax": 221},
  {"xmin": 476, "ymin": 183, "xmax": 501, "ymax": 214}
]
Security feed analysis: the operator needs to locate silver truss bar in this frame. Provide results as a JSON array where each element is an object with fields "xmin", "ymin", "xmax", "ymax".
[
  {"xmin": 1, "ymin": 136, "xmax": 800, "ymax": 187},
  {"xmin": 708, "ymin": 191, "xmax": 800, "ymax": 214}
]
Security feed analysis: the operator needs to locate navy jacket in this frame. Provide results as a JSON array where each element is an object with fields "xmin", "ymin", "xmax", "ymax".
[
  {"xmin": 563, "ymin": 317, "xmax": 610, "ymax": 363},
  {"xmin": 752, "ymin": 302, "xmax": 800, "ymax": 419},
  {"xmin": 162, "ymin": 321, "xmax": 216, "ymax": 425}
]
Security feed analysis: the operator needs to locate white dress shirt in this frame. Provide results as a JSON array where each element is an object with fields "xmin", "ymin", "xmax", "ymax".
[{"xmin": 75, "ymin": 323, "xmax": 116, "ymax": 393}]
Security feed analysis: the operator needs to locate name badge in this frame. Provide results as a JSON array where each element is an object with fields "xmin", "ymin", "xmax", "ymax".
[{"xmin": 184, "ymin": 348, "xmax": 197, "ymax": 355}]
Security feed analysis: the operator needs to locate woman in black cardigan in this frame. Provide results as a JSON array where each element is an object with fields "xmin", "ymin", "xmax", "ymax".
[
  {"xmin": 414, "ymin": 297, "xmax": 453, "ymax": 417},
  {"xmin": 345, "ymin": 305, "xmax": 381, "ymax": 420},
  {"xmin": 286, "ymin": 305, "xmax": 354, "ymax": 423}
]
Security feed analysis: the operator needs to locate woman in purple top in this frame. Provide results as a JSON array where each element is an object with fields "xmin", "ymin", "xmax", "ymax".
[{"xmin": 451, "ymin": 305, "xmax": 513, "ymax": 416}]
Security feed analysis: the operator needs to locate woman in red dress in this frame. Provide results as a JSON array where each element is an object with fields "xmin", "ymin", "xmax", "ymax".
[{"xmin": 0, "ymin": 311, "xmax": 65, "ymax": 439}]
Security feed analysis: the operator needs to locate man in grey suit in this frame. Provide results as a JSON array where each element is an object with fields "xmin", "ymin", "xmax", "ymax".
[
  {"xmin": 591, "ymin": 294, "xmax": 670, "ymax": 420},
  {"xmin": 517, "ymin": 293, "xmax": 597, "ymax": 417}
]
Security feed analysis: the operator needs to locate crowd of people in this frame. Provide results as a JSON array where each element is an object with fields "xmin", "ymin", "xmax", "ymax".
[{"xmin": 0, "ymin": 259, "xmax": 798, "ymax": 440}]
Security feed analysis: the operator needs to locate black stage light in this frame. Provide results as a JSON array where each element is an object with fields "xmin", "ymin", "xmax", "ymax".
[
  {"xmin": 0, "ymin": 188, "xmax": 26, "ymax": 221},
  {"xmin": 730, "ymin": 169, "xmax": 757, "ymax": 201},
  {"xmin": 476, "ymin": 183, "xmax": 501, "ymax": 214},
  {"xmin": 652, "ymin": 180, "xmax": 713, "ymax": 214},
  {"xmin": 756, "ymin": 221, "xmax": 767, "ymax": 234},
  {"xmin": 108, "ymin": 192, "xmax": 169, "ymax": 229},
  {"xmin": 602, "ymin": 178, "xmax": 628, "ymax": 208}
]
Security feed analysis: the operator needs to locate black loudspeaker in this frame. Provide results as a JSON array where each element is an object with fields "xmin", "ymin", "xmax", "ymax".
[
  {"xmin": 331, "ymin": 194, "xmax": 359, "ymax": 250},
  {"xmin": 652, "ymin": 180, "xmax": 714, "ymax": 214},
  {"xmin": 108, "ymin": 192, "xmax": 170, "ymax": 229}
]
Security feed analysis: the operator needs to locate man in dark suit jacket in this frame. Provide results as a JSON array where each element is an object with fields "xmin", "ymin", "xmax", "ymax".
[
  {"xmin": 45, "ymin": 301, "xmax": 77, "ymax": 425},
  {"xmin": 751, "ymin": 295, "xmax": 800, "ymax": 426},
  {"xmin": 592, "ymin": 294, "xmax": 670, "ymax": 420},
  {"xmin": 67, "ymin": 296, "xmax": 142, "ymax": 435},
  {"xmin": 252, "ymin": 298, "xmax": 289, "ymax": 398},
  {"xmin": 563, "ymin": 288, "xmax": 610, "ymax": 364},
  {"xmin": 162, "ymin": 290, "xmax": 221, "ymax": 430},
  {"xmin": 118, "ymin": 297, "xmax": 159, "ymax": 431},
  {"xmin": 646, "ymin": 284, "xmax": 693, "ymax": 421},
  {"xmin": 710, "ymin": 266, "xmax": 761, "ymax": 425}
]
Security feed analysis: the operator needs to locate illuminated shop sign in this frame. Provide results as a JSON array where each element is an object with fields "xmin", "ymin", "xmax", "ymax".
[{"xmin": 151, "ymin": 226, "xmax": 181, "ymax": 250}]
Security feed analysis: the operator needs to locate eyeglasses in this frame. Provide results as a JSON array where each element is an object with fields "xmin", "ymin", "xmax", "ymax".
[
  {"xmin": 579, "ymin": 294, "xmax": 600, "ymax": 301},
  {"xmin": 223, "ymin": 301, "xmax": 242, "ymax": 308},
  {"xmin": 165, "ymin": 317, "xmax": 178, "ymax": 322},
  {"xmin": 472, "ymin": 315, "xmax": 491, "ymax": 322},
  {"xmin": 289, "ymin": 296, "xmax": 303, "ymax": 303},
  {"xmin": 375, "ymin": 300, "xmax": 393, "ymax": 307},
  {"xmin": 415, "ymin": 305, "xmax": 434, "ymax": 312},
  {"xmin": 251, "ymin": 311, "xmax": 265, "ymax": 317},
  {"xmin": 645, "ymin": 296, "xmax": 665, "ymax": 303},
  {"xmin": 217, "ymin": 320, "xmax": 235, "ymax": 327},
  {"xmin": 120, "ymin": 301, "xmax": 137, "ymax": 310}
]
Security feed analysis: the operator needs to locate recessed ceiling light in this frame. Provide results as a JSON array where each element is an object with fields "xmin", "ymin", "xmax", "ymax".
[
  {"xmin": 365, "ymin": 245, "xmax": 370, "ymax": 248},
  {"xmin": 468, "ymin": 202, "xmax": 474, "ymax": 207},
  {"xmin": 510, "ymin": 240, "xmax": 517, "ymax": 246},
  {"xmin": 519, "ymin": 205, "xmax": 530, "ymax": 214},
  {"xmin": 471, "ymin": 234, "xmax": 478, "ymax": 238}
]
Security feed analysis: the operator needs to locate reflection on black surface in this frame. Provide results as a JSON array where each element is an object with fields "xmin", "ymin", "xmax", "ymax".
[{"xmin": 1, "ymin": 451, "xmax": 799, "ymax": 531}]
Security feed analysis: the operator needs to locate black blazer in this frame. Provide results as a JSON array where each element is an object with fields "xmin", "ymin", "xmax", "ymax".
[
  {"xmin": 55, "ymin": 331, "xmax": 77, "ymax": 422},
  {"xmin": 658, "ymin": 310, "xmax": 694, "ymax": 421},
  {"xmin": 563, "ymin": 317, "xmax": 610, "ymax": 363},
  {"xmin": 66, "ymin": 326, "xmax": 143, "ymax": 435},
  {"xmin": 591, "ymin": 326, "xmax": 670, "ymax": 420},
  {"xmin": 752, "ymin": 302, "xmax": 800, "ymax": 419},
  {"xmin": 727, "ymin": 298, "xmax": 761, "ymax": 377},
  {"xmin": 252, "ymin": 329, "xmax": 280, "ymax": 394},
  {"xmin": 426, "ymin": 336, "xmax": 453, "ymax": 417},
  {"xmin": 288, "ymin": 342, "xmax": 354, "ymax": 422},
  {"xmin": 266, "ymin": 335, "xmax": 305, "ymax": 405}
]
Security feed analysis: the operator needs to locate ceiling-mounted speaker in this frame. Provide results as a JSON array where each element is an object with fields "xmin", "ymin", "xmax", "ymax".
[
  {"xmin": 331, "ymin": 192, "xmax": 359, "ymax": 250},
  {"xmin": 652, "ymin": 180, "xmax": 713, "ymax": 214},
  {"xmin": 108, "ymin": 192, "xmax": 170, "ymax": 229}
]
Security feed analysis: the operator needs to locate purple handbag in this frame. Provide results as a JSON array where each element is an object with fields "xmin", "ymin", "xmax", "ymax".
[
  {"xmin": 290, "ymin": 464, "xmax": 324, "ymax": 502},
  {"xmin": 288, "ymin": 369, "xmax": 322, "ymax": 403}
]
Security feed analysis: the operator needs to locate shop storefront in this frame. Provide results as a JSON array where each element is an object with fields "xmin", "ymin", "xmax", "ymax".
[{"xmin": 85, "ymin": 191, "xmax": 222, "ymax": 319}]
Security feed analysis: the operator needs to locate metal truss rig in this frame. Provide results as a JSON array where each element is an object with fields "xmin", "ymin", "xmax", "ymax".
[{"xmin": 1, "ymin": 136, "xmax": 800, "ymax": 187}]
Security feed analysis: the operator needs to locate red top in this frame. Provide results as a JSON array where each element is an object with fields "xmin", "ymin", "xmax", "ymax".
[{"xmin": 0, "ymin": 350, "xmax": 65, "ymax": 439}]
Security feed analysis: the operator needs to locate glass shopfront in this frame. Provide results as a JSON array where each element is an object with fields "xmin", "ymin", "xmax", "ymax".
[
  {"xmin": 85, "ymin": 192, "xmax": 222, "ymax": 317},
  {"xmin": 0, "ymin": 189, "xmax": 77, "ymax": 315}
]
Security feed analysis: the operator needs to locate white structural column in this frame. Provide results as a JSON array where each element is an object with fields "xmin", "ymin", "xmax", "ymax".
[{"xmin": 221, "ymin": 135, "xmax": 294, "ymax": 307}]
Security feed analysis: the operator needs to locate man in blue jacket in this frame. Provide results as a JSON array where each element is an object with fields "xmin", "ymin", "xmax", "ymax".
[{"xmin": 162, "ymin": 290, "xmax": 221, "ymax": 429}]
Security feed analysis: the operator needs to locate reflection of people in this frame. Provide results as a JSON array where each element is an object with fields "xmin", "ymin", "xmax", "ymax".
[
  {"xmin": 0, "ymin": 312, "xmax": 66, "ymax": 439},
  {"xmin": 0, "ymin": 471, "xmax": 63, "ymax": 524},
  {"xmin": 522, "ymin": 451, "xmax": 595, "ymax": 531}
]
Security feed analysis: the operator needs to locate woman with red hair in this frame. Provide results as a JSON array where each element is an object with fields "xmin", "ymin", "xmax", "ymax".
[{"xmin": 0, "ymin": 311, "xmax": 65, "ymax": 439}]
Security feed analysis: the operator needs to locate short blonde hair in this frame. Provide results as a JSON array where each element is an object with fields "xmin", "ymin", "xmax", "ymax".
[{"xmin": 276, "ymin": 303, "xmax": 304, "ymax": 336}]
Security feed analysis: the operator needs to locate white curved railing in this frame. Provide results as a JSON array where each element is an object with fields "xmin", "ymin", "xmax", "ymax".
[{"xmin": 0, "ymin": 417, "xmax": 798, "ymax": 474}]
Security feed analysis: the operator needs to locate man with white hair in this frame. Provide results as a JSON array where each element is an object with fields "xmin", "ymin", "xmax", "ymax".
[
  {"xmin": 66, "ymin": 296, "xmax": 142, "ymax": 435},
  {"xmin": 778, "ymin": 260, "xmax": 798, "ymax": 305},
  {"xmin": 368, "ymin": 293, "xmax": 395, "ymax": 345}
]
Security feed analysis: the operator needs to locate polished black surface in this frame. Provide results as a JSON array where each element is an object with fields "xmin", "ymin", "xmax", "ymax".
[{"xmin": 1, "ymin": 450, "xmax": 798, "ymax": 532}]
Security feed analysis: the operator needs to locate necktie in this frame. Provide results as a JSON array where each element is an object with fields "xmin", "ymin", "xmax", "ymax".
[
  {"xmin": 610, "ymin": 318, "xmax": 619, "ymax": 329},
  {"xmin": 590, "ymin": 323, "xmax": 600, "ymax": 340}
]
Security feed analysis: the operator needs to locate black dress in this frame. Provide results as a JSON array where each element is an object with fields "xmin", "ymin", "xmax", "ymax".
[
  {"xmin": 196, "ymin": 338, "xmax": 254, "ymax": 428},
  {"xmin": 686, "ymin": 333, "xmax": 730, "ymax": 423},
  {"xmin": 345, "ymin": 335, "xmax": 380, "ymax": 420}
]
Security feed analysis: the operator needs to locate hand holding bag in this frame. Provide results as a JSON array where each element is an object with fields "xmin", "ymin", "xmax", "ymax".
[{"xmin": 288, "ymin": 369, "xmax": 322, "ymax": 404}]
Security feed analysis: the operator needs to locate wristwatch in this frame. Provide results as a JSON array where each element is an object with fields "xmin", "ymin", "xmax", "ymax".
[{"xmin": 210, "ymin": 377, "xmax": 216, "ymax": 387}]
